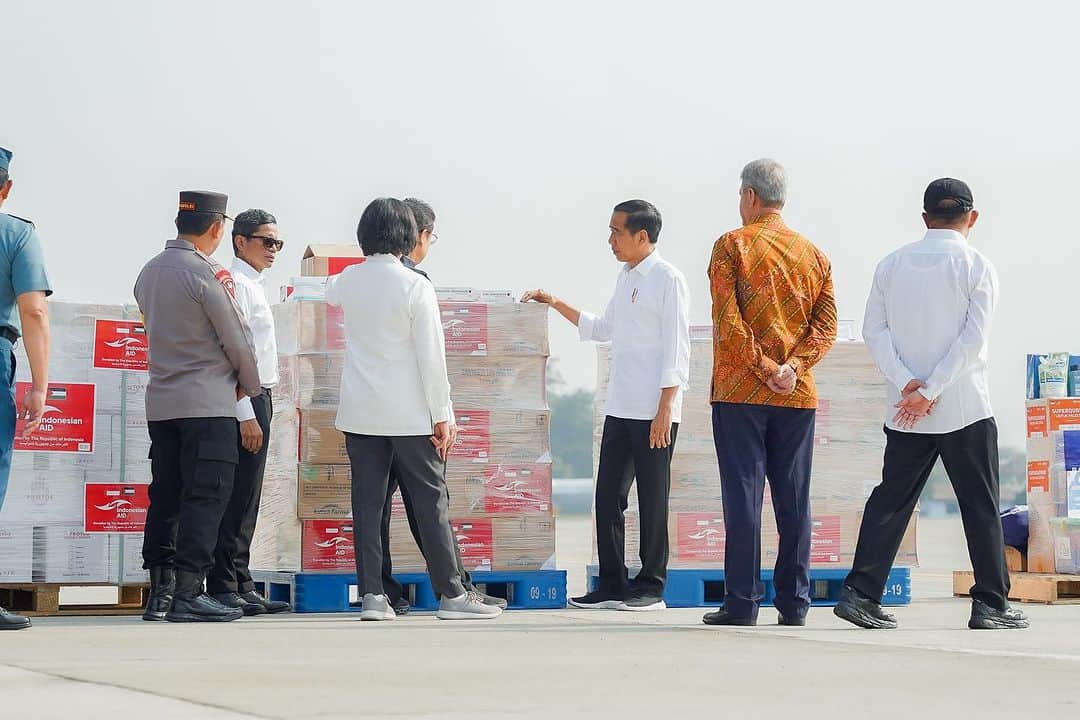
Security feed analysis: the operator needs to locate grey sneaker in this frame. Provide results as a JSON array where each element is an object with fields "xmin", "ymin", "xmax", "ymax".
[
  {"xmin": 437, "ymin": 591, "xmax": 503, "ymax": 620},
  {"xmin": 360, "ymin": 593, "xmax": 396, "ymax": 621}
]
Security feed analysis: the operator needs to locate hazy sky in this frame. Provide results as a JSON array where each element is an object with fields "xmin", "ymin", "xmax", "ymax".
[{"xmin": 5, "ymin": 0, "xmax": 1079, "ymax": 447}]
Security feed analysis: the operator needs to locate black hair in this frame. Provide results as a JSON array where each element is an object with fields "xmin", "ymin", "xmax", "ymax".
[
  {"xmin": 925, "ymin": 198, "xmax": 971, "ymax": 226},
  {"xmin": 403, "ymin": 197, "xmax": 436, "ymax": 234},
  {"xmin": 232, "ymin": 208, "xmax": 278, "ymax": 255},
  {"xmin": 175, "ymin": 211, "xmax": 223, "ymax": 237},
  {"xmin": 613, "ymin": 199, "xmax": 662, "ymax": 244},
  {"xmin": 356, "ymin": 197, "xmax": 418, "ymax": 256},
  {"xmin": 0, "ymin": 169, "xmax": 8, "ymax": 187}
]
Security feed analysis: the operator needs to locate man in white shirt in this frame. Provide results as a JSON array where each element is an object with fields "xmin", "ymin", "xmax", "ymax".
[
  {"xmin": 522, "ymin": 199, "xmax": 691, "ymax": 611},
  {"xmin": 835, "ymin": 179, "xmax": 1028, "ymax": 631},
  {"xmin": 207, "ymin": 209, "xmax": 291, "ymax": 615}
]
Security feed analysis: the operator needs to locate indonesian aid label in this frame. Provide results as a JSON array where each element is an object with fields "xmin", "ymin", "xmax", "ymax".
[
  {"xmin": 450, "ymin": 410, "xmax": 491, "ymax": 461},
  {"xmin": 93, "ymin": 319, "xmax": 149, "ymax": 371},
  {"xmin": 15, "ymin": 382, "xmax": 95, "ymax": 453},
  {"xmin": 84, "ymin": 483, "xmax": 149, "ymax": 533},
  {"xmin": 451, "ymin": 518, "xmax": 493, "ymax": 571},
  {"xmin": 809, "ymin": 515, "xmax": 842, "ymax": 564},
  {"xmin": 327, "ymin": 256, "xmax": 366, "ymax": 275},
  {"xmin": 440, "ymin": 303, "xmax": 488, "ymax": 355},
  {"xmin": 482, "ymin": 464, "xmax": 551, "ymax": 513},
  {"xmin": 676, "ymin": 513, "xmax": 726, "ymax": 563},
  {"xmin": 302, "ymin": 521, "xmax": 355, "ymax": 572}
]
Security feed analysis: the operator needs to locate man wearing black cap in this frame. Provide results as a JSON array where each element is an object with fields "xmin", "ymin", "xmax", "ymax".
[
  {"xmin": 135, "ymin": 191, "xmax": 262, "ymax": 623},
  {"xmin": 0, "ymin": 146, "xmax": 53, "ymax": 631},
  {"xmin": 835, "ymin": 178, "xmax": 1029, "ymax": 631}
]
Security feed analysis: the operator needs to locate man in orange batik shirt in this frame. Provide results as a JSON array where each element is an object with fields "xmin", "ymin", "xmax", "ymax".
[{"xmin": 704, "ymin": 159, "xmax": 837, "ymax": 628}]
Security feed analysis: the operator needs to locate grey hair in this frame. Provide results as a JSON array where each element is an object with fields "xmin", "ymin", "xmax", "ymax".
[{"xmin": 740, "ymin": 158, "xmax": 787, "ymax": 208}]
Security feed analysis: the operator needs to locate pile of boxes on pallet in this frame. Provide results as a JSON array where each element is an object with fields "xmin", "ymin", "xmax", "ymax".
[
  {"xmin": 0, "ymin": 302, "xmax": 150, "ymax": 585},
  {"xmin": 250, "ymin": 246, "xmax": 556, "ymax": 580},
  {"xmin": 1024, "ymin": 353, "xmax": 1080, "ymax": 574},
  {"xmin": 590, "ymin": 328, "xmax": 918, "ymax": 571}
]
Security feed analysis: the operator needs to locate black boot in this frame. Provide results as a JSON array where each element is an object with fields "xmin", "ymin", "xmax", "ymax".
[
  {"xmin": 212, "ymin": 591, "xmax": 266, "ymax": 616},
  {"xmin": 166, "ymin": 571, "xmax": 242, "ymax": 623},
  {"xmin": 142, "ymin": 566, "xmax": 176, "ymax": 622}
]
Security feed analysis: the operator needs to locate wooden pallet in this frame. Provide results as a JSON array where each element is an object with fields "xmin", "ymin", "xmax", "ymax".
[
  {"xmin": 0, "ymin": 583, "xmax": 149, "ymax": 617},
  {"xmin": 953, "ymin": 571, "xmax": 1080, "ymax": 605}
]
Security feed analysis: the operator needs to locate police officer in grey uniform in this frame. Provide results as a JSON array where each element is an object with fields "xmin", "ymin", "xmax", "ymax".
[
  {"xmin": 0, "ymin": 146, "xmax": 53, "ymax": 631},
  {"xmin": 135, "ymin": 191, "xmax": 262, "ymax": 623}
]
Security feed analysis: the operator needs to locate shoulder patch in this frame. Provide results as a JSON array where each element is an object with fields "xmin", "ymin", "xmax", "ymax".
[
  {"xmin": 5, "ymin": 214, "xmax": 35, "ymax": 227},
  {"xmin": 214, "ymin": 268, "xmax": 237, "ymax": 298}
]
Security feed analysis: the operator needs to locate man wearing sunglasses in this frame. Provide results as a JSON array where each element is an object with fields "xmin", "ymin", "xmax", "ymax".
[{"xmin": 207, "ymin": 209, "xmax": 291, "ymax": 616}]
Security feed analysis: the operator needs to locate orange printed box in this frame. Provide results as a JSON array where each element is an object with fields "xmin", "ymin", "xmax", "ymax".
[
  {"xmin": 1048, "ymin": 398, "xmax": 1080, "ymax": 431},
  {"xmin": 1026, "ymin": 400, "xmax": 1049, "ymax": 437},
  {"xmin": 1027, "ymin": 460, "xmax": 1050, "ymax": 493}
]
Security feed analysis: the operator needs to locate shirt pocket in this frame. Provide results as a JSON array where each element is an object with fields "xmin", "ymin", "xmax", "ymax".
[{"xmin": 190, "ymin": 439, "xmax": 239, "ymax": 499}]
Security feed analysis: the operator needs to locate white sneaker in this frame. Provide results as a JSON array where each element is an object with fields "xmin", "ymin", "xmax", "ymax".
[
  {"xmin": 360, "ymin": 593, "xmax": 396, "ymax": 621},
  {"xmin": 436, "ymin": 591, "xmax": 503, "ymax": 620}
]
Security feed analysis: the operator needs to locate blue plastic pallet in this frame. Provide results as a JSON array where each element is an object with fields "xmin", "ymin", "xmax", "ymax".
[
  {"xmin": 585, "ymin": 565, "xmax": 911, "ymax": 608},
  {"xmin": 252, "ymin": 569, "xmax": 567, "ymax": 613}
]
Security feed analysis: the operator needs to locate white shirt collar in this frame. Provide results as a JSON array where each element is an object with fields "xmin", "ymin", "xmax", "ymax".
[
  {"xmin": 230, "ymin": 258, "xmax": 265, "ymax": 284},
  {"xmin": 625, "ymin": 250, "xmax": 662, "ymax": 277},
  {"xmin": 919, "ymin": 229, "xmax": 968, "ymax": 249}
]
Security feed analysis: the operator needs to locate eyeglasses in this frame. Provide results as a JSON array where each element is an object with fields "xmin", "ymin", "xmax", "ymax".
[
  {"xmin": 244, "ymin": 235, "xmax": 284, "ymax": 251},
  {"xmin": 429, "ymin": 232, "xmax": 439, "ymax": 245}
]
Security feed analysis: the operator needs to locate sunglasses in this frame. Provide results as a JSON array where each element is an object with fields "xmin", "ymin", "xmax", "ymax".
[{"xmin": 244, "ymin": 234, "xmax": 284, "ymax": 251}]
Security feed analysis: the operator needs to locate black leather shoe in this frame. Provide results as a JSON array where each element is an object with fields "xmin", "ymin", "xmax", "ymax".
[
  {"xmin": 240, "ymin": 590, "xmax": 291, "ymax": 614},
  {"xmin": 143, "ymin": 566, "xmax": 176, "ymax": 622},
  {"xmin": 969, "ymin": 600, "xmax": 1029, "ymax": 630},
  {"xmin": 833, "ymin": 586, "xmax": 897, "ymax": 629},
  {"xmin": 212, "ymin": 592, "xmax": 266, "ymax": 616},
  {"xmin": 778, "ymin": 614, "xmax": 807, "ymax": 626},
  {"xmin": 0, "ymin": 605, "xmax": 31, "ymax": 630},
  {"xmin": 166, "ymin": 593, "xmax": 243, "ymax": 622},
  {"xmin": 702, "ymin": 609, "xmax": 756, "ymax": 626},
  {"xmin": 391, "ymin": 597, "xmax": 411, "ymax": 616}
]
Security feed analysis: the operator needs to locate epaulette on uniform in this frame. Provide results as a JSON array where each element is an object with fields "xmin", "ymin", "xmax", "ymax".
[{"xmin": 4, "ymin": 214, "xmax": 35, "ymax": 227}]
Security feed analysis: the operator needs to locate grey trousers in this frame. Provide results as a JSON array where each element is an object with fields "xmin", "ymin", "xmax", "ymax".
[{"xmin": 345, "ymin": 432, "xmax": 466, "ymax": 599}]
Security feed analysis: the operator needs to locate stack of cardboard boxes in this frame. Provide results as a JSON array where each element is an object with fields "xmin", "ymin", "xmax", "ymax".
[
  {"xmin": 250, "ymin": 246, "xmax": 556, "ymax": 577},
  {"xmin": 1024, "ymin": 354, "xmax": 1080, "ymax": 575},
  {"xmin": 591, "ymin": 329, "xmax": 918, "ymax": 571},
  {"xmin": 0, "ymin": 302, "xmax": 151, "ymax": 585}
]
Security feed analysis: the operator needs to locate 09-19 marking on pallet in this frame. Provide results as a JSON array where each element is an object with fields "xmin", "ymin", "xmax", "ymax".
[
  {"xmin": 953, "ymin": 570, "xmax": 1080, "ymax": 605},
  {"xmin": 0, "ymin": 583, "xmax": 149, "ymax": 616}
]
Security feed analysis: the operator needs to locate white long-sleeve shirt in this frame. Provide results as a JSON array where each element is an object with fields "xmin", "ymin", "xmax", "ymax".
[
  {"xmin": 863, "ymin": 229, "xmax": 998, "ymax": 434},
  {"xmin": 325, "ymin": 254, "xmax": 453, "ymax": 436},
  {"xmin": 231, "ymin": 258, "xmax": 278, "ymax": 422},
  {"xmin": 579, "ymin": 251, "xmax": 691, "ymax": 423}
]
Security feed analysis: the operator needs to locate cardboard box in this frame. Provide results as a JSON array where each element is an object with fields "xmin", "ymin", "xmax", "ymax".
[
  {"xmin": 300, "ymin": 245, "xmax": 366, "ymax": 277},
  {"xmin": 389, "ymin": 513, "xmax": 556, "ymax": 573},
  {"xmin": 451, "ymin": 409, "xmax": 550, "ymax": 463},
  {"xmin": 298, "ymin": 408, "xmax": 347, "ymax": 465},
  {"xmin": 297, "ymin": 463, "xmax": 352, "ymax": 519},
  {"xmin": 446, "ymin": 462, "xmax": 553, "ymax": 515},
  {"xmin": 0, "ymin": 525, "xmax": 34, "ymax": 582},
  {"xmin": 1050, "ymin": 517, "xmax": 1080, "ymax": 574},
  {"xmin": 1027, "ymin": 489, "xmax": 1057, "ymax": 573}
]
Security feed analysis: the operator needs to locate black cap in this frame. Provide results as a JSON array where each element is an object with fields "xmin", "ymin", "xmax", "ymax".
[
  {"xmin": 924, "ymin": 178, "xmax": 974, "ymax": 216},
  {"xmin": 178, "ymin": 191, "xmax": 231, "ymax": 219}
]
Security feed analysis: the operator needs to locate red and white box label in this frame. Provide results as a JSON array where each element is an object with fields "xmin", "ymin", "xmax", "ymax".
[
  {"xmin": 676, "ymin": 513, "xmax": 726, "ymax": 563},
  {"xmin": 93, "ymin": 319, "xmax": 149, "ymax": 371},
  {"xmin": 84, "ymin": 483, "xmax": 149, "ymax": 533},
  {"xmin": 482, "ymin": 463, "xmax": 551, "ymax": 513},
  {"xmin": 451, "ymin": 409, "xmax": 491, "ymax": 461},
  {"xmin": 301, "ymin": 520, "xmax": 356, "ymax": 572},
  {"xmin": 451, "ymin": 518, "xmax": 493, "ymax": 571},
  {"xmin": 327, "ymin": 256, "xmax": 365, "ymax": 276},
  {"xmin": 440, "ymin": 303, "xmax": 488, "ymax": 355},
  {"xmin": 15, "ymin": 382, "xmax": 96, "ymax": 453},
  {"xmin": 809, "ymin": 515, "xmax": 842, "ymax": 564}
]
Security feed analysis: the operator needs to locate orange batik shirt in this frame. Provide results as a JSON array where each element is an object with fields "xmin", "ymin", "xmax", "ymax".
[{"xmin": 708, "ymin": 212, "xmax": 837, "ymax": 409}]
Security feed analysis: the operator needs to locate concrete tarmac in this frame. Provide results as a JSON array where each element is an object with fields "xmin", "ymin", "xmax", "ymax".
[{"xmin": 1, "ymin": 517, "xmax": 1077, "ymax": 719}]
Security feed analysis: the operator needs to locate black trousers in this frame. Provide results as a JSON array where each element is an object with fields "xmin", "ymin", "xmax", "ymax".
[
  {"xmin": 345, "ymin": 433, "xmax": 466, "ymax": 599},
  {"xmin": 595, "ymin": 416, "xmax": 678, "ymax": 597},
  {"xmin": 712, "ymin": 402, "xmax": 816, "ymax": 621},
  {"xmin": 847, "ymin": 418, "xmax": 1010, "ymax": 610},
  {"xmin": 208, "ymin": 391, "xmax": 273, "ymax": 594},
  {"xmin": 142, "ymin": 417, "xmax": 238, "ymax": 583},
  {"xmin": 381, "ymin": 472, "xmax": 475, "ymax": 605}
]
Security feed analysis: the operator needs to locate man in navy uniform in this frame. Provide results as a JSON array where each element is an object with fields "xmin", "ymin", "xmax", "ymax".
[
  {"xmin": 135, "ymin": 191, "xmax": 262, "ymax": 623},
  {"xmin": 0, "ymin": 146, "xmax": 53, "ymax": 631}
]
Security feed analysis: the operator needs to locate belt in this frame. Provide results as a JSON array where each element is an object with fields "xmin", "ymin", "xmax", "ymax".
[{"xmin": 0, "ymin": 327, "xmax": 18, "ymax": 346}]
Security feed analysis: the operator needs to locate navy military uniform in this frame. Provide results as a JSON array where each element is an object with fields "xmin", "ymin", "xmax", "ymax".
[
  {"xmin": 134, "ymin": 191, "xmax": 262, "ymax": 623},
  {"xmin": 0, "ymin": 146, "xmax": 52, "ymax": 631}
]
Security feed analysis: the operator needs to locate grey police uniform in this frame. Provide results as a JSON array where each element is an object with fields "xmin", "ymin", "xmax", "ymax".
[{"xmin": 134, "ymin": 235, "xmax": 261, "ymax": 598}]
